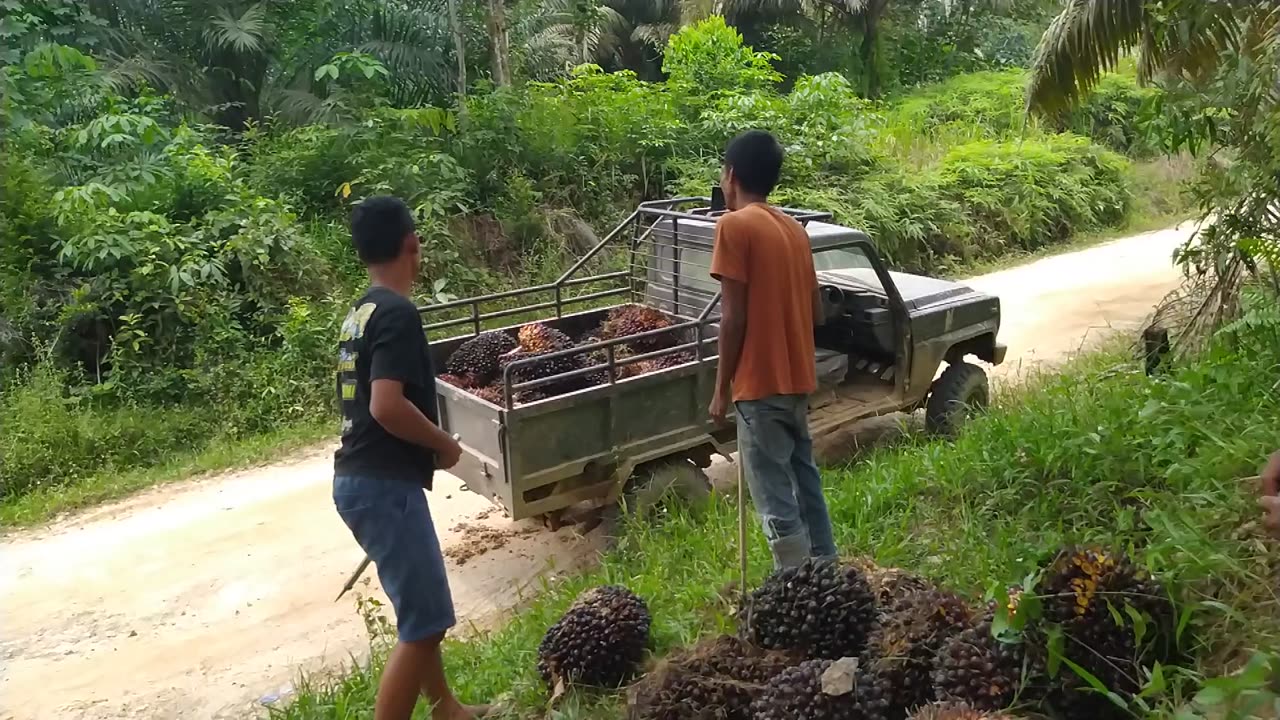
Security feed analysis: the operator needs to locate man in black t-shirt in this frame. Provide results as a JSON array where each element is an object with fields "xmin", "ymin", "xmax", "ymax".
[{"xmin": 332, "ymin": 196, "xmax": 488, "ymax": 720}]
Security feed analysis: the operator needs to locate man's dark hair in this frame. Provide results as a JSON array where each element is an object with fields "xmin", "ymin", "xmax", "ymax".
[
  {"xmin": 724, "ymin": 130, "xmax": 784, "ymax": 197},
  {"xmin": 351, "ymin": 195, "xmax": 416, "ymax": 265}
]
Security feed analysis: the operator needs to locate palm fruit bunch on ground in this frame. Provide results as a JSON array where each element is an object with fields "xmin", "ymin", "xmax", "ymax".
[
  {"xmin": 444, "ymin": 331, "xmax": 517, "ymax": 386},
  {"xmin": 600, "ymin": 304, "xmax": 680, "ymax": 354},
  {"xmin": 750, "ymin": 659, "xmax": 863, "ymax": 720},
  {"xmin": 629, "ymin": 636, "xmax": 795, "ymax": 720},
  {"xmin": 847, "ymin": 558, "xmax": 936, "ymax": 616},
  {"xmin": 537, "ymin": 585, "xmax": 651, "ymax": 690},
  {"xmin": 907, "ymin": 701, "xmax": 1023, "ymax": 720},
  {"xmin": 1037, "ymin": 547, "xmax": 1172, "ymax": 719},
  {"xmin": 859, "ymin": 587, "xmax": 977, "ymax": 716},
  {"xmin": 746, "ymin": 559, "xmax": 878, "ymax": 660},
  {"xmin": 499, "ymin": 323, "xmax": 584, "ymax": 392},
  {"xmin": 932, "ymin": 611, "xmax": 1030, "ymax": 712}
]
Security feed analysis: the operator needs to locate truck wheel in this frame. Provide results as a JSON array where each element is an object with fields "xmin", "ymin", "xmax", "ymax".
[
  {"xmin": 601, "ymin": 460, "xmax": 711, "ymax": 545},
  {"xmin": 925, "ymin": 361, "xmax": 989, "ymax": 437}
]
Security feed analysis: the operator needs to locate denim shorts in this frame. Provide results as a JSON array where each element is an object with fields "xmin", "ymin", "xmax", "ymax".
[{"xmin": 333, "ymin": 474, "xmax": 456, "ymax": 643}]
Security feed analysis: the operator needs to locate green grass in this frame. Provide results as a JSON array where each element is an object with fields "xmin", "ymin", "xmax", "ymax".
[
  {"xmin": 0, "ymin": 419, "xmax": 332, "ymax": 529},
  {"xmin": 271, "ymin": 326, "xmax": 1280, "ymax": 719}
]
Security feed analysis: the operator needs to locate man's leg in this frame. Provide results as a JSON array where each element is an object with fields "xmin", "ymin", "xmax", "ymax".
[
  {"xmin": 786, "ymin": 396, "xmax": 838, "ymax": 561},
  {"xmin": 377, "ymin": 634, "xmax": 481, "ymax": 720},
  {"xmin": 736, "ymin": 397, "xmax": 811, "ymax": 569},
  {"xmin": 334, "ymin": 475, "xmax": 486, "ymax": 720}
]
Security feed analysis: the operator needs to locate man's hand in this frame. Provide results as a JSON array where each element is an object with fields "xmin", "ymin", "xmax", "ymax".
[
  {"xmin": 437, "ymin": 434, "xmax": 463, "ymax": 470},
  {"xmin": 1260, "ymin": 451, "xmax": 1280, "ymax": 537},
  {"xmin": 709, "ymin": 387, "xmax": 731, "ymax": 425}
]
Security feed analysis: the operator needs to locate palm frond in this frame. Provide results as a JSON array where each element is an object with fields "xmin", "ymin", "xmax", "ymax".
[
  {"xmin": 1026, "ymin": 0, "xmax": 1147, "ymax": 116},
  {"xmin": 631, "ymin": 22, "xmax": 678, "ymax": 51},
  {"xmin": 204, "ymin": 3, "xmax": 267, "ymax": 55}
]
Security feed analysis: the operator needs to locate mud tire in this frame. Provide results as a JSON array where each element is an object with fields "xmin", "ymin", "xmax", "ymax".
[{"xmin": 925, "ymin": 361, "xmax": 989, "ymax": 437}]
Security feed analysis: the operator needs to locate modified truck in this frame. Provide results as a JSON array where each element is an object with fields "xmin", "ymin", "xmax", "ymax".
[{"xmin": 421, "ymin": 198, "xmax": 1005, "ymax": 528}]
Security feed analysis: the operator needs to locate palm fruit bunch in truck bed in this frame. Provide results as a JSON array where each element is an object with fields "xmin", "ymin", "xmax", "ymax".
[
  {"xmin": 498, "ymin": 323, "xmax": 584, "ymax": 392},
  {"xmin": 537, "ymin": 585, "xmax": 651, "ymax": 689},
  {"xmin": 600, "ymin": 304, "xmax": 681, "ymax": 354},
  {"xmin": 443, "ymin": 331, "xmax": 517, "ymax": 386}
]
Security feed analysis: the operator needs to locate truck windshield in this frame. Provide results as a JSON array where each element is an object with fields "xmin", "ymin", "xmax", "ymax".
[{"xmin": 813, "ymin": 246, "xmax": 875, "ymax": 272}]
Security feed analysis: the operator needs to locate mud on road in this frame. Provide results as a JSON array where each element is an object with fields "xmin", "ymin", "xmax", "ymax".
[{"xmin": 0, "ymin": 223, "xmax": 1195, "ymax": 720}]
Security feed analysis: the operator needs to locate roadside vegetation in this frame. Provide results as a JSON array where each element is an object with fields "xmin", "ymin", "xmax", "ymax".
[{"xmin": 0, "ymin": 2, "xmax": 1188, "ymax": 524}]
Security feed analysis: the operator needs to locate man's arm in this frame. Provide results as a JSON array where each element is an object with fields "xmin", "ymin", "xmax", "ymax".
[
  {"xmin": 812, "ymin": 285, "xmax": 826, "ymax": 326},
  {"xmin": 709, "ymin": 214, "xmax": 749, "ymax": 423},
  {"xmin": 714, "ymin": 278, "xmax": 748, "ymax": 400},
  {"xmin": 370, "ymin": 379, "xmax": 460, "ymax": 464},
  {"xmin": 367, "ymin": 305, "xmax": 462, "ymax": 468}
]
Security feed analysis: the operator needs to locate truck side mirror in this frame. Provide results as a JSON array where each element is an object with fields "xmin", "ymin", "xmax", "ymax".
[{"xmin": 710, "ymin": 186, "xmax": 725, "ymax": 212}]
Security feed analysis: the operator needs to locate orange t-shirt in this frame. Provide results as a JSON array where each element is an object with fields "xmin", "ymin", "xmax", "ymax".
[{"xmin": 709, "ymin": 203, "xmax": 818, "ymax": 402}]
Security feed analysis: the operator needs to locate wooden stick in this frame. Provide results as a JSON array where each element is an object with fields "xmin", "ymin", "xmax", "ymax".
[{"xmin": 335, "ymin": 555, "xmax": 372, "ymax": 602}]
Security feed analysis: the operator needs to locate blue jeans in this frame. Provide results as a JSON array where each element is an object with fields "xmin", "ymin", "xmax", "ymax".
[
  {"xmin": 333, "ymin": 475, "xmax": 456, "ymax": 643},
  {"xmin": 736, "ymin": 395, "xmax": 838, "ymax": 569}
]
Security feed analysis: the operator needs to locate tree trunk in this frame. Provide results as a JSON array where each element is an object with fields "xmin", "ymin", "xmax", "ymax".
[
  {"xmin": 487, "ymin": 0, "xmax": 512, "ymax": 87},
  {"xmin": 860, "ymin": 0, "xmax": 888, "ymax": 99},
  {"xmin": 447, "ymin": 0, "xmax": 468, "ymax": 96}
]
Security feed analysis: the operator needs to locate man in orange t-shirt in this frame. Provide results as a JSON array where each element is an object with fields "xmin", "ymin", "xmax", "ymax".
[{"xmin": 709, "ymin": 129, "xmax": 836, "ymax": 569}]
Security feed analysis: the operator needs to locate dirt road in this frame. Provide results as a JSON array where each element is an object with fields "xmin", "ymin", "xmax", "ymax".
[{"xmin": 0, "ymin": 223, "xmax": 1196, "ymax": 720}]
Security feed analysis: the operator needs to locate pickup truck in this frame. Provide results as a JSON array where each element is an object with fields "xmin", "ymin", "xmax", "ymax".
[{"xmin": 422, "ymin": 198, "xmax": 1005, "ymax": 527}]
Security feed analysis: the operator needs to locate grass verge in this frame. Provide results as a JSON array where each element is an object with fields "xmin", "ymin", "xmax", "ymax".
[
  {"xmin": 0, "ymin": 419, "xmax": 332, "ymax": 529},
  {"xmin": 272, "ymin": 327, "xmax": 1280, "ymax": 719}
]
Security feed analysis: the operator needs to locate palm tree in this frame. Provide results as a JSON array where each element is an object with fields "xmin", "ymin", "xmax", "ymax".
[{"xmin": 87, "ymin": 0, "xmax": 459, "ymax": 128}]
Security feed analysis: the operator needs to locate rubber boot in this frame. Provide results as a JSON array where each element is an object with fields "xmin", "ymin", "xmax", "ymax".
[{"xmin": 769, "ymin": 531, "xmax": 812, "ymax": 570}]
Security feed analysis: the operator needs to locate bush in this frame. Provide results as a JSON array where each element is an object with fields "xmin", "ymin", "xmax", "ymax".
[{"xmin": 934, "ymin": 134, "xmax": 1130, "ymax": 252}]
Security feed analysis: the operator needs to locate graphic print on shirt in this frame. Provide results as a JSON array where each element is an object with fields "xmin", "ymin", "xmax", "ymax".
[{"xmin": 337, "ymin": 302, "xmax": 377, "ymax": 436}]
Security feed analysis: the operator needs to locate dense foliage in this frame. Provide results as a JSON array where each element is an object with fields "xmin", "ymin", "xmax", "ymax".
[{"xmin": 0, "ymin": 8, "xmax": 1170, "ymax": 512}]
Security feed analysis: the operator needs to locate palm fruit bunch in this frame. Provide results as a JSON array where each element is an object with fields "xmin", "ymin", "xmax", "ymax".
[
  {"xmin": 750, "ymin": 659, "xmax": 863, "ymax": 720},
  {"xmin": 500, "ymin": 322, "xmax": 584, "ymax": 392},
  {"xmin": 600, "ymin": 304, "xmax": 679, "ymax": 354},
  {"xmin": 437, "ymin": 373, "xmax": 481, "ymax": 389},
  {"xmin": 630, "ymin": 637, "xmax": 795, "ymax": 720},
  {"xmin": 537, "ymin": 585, "xmax": 651, "ymax": 690},
  {"xmin": 649, "ymin": 349, "xmax": 696, "ymax": 371},
  {"xmin": 847, "ymin": 558, "xmax": 935, "ymax": 616},
  {"xmin": 932, "ymin": 613, "xmax": 1029, "ymax": 712},
  {"xmin": 577, "ymin": 337, "xmax": 638, "ymax": 386},
  {"xmin": 444, "ymin": 331, "xmax": 517, "ymax": 385},
  {"xmin": 470, "ymin": 384, "xmax": 505, "ymax": 406},
  {"xmin": 907, "ymin": 702, "xmax": 1022, "ymax": 720},
  {"xmin": 1037, "ymin": 547, "xmax": 1172, "ymax": 719},
  {"xmin": 746, "ymin": 559, "xmax": 878, "ymax": 660},
  {"xmin": 860, "ymin": 587, "xmax": 977, "ymax": 715}
]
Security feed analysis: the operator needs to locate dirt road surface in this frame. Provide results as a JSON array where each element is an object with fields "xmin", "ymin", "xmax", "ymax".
[{"xmin": 0, "ymin": 223, "xmax": 1196, "ymax": 720}]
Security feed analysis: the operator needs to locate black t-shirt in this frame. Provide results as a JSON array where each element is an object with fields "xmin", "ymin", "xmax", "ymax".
[{"xmin": 333, "ymin": 286, "xmax": 439, "ymax": 488}]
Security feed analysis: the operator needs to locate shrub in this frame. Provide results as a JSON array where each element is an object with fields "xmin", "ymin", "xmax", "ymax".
[{"xmin": 934, "ymin": 134, "xmax": 1131, "ymax": 252}]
